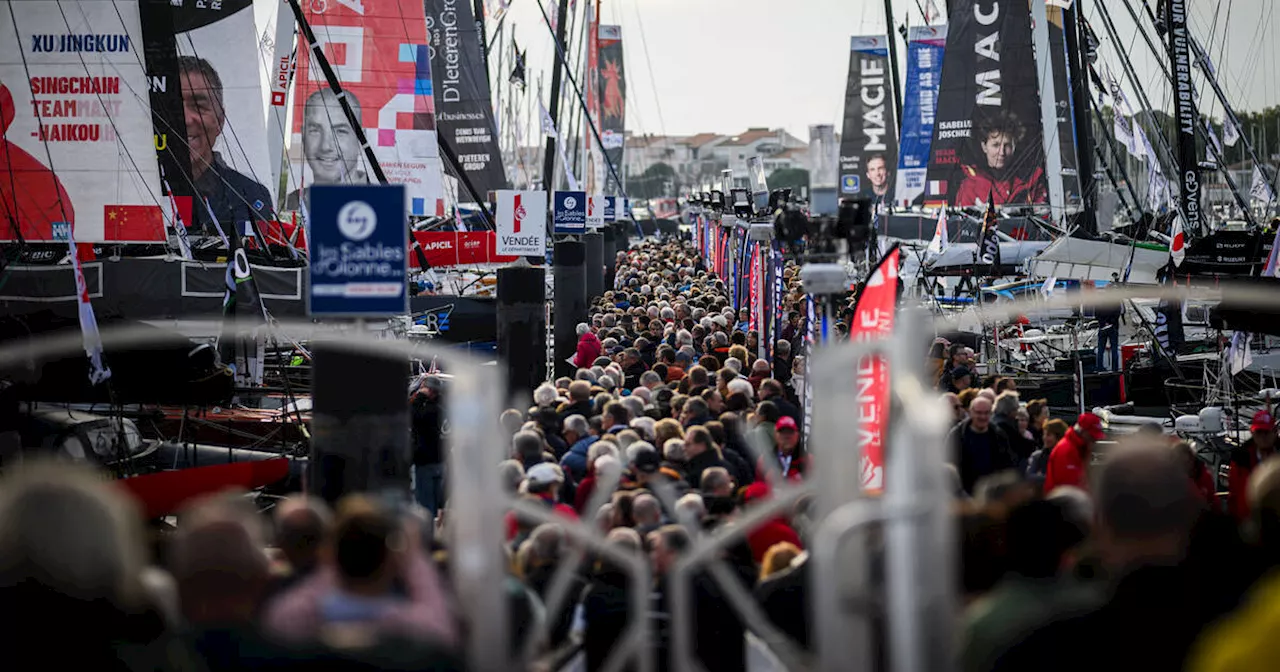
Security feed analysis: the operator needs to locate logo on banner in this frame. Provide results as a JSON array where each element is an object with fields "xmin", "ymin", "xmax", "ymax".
[
  {"xmin": 554, "ymin": 191, "xmax": 587, "ymax": 233},
  {"xmin": 337, "ymin": 201, "xmax": 377, "ymax": 240},
  {"xmin": 586, "ymin": 194, "xmax": 605, "ymax": 228},
  {"xmin": 842, "ymin": 175, "xmax": 860, "ymax": 193},
  {"xmin": 496, "ymin": 190, "xmax": 546, "ymax": 255},
  {"xmin": 603, "ymin": 196, "xmax": 617, "ymax": 221},
  {"xmin": 514, "ymin": 194, "xmax": 527, "ymax": 233}
]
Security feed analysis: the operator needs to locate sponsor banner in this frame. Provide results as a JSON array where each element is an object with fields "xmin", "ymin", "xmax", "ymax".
[
  {"xmin": 425, "ymin": 0, "xmax": 508, "ymax": 197},
  {"xmin": 495, "ymin": 189, "xmax": 546, "ymax": 256},
  {"xmin": 172, "ymin": 0, "xmax": 277, "ymax": 232},
  {"xmin": 553, "ymin": 190, "xmax": 587, "ymax": 234},
  {"xmin": 582, "ymin": 2, "xmax": 601, "ymax": 194},
  {"xmin": 597, "ymin": 24, "xmax": 625, "ymax": 194},
  {"xmin": 838, "ymin": 35, "xmax": 898, "ymax": 203},
  {"xmin": 258, "ymin": 0, "xmax": 297, "ymax": 205},
  {"xmin": 849, "ymin": 245, "xmax": 900, "ymax": 491},
  {"xmin": 308, "ymin": 184, "xmax": 408, "ymax": 317},
  {"xmin": 409, "ymin": 230, "xmax": 519, "ymax": 268},
  {"xmin": 586, "ymin": 193, "xmax": 605, "ymax": 228},
  {"xmin": 895, "ymin": 25, "xmax": 946, "ymax": 208},
  {"xmin": 604, "ymin": 195, "xmax": 618, "ymax": 222},
  {"xmin": 1046, "ymin": 7, "xmax": 1081, "ymax": 206},
  {"xmin": 288, "ymin": 0, "xmax": 444, "ymax": 218},
  {"xmin": 924, "ymin": 0, "xmax": 1049, "ymax": 208},
  {"xmin": 1, "ymin": 1, "xmax": 166, "ymax": 242},
  {"xmin": 1165, "ymin": 0, "xmax": 1201, "ymax": 232}
]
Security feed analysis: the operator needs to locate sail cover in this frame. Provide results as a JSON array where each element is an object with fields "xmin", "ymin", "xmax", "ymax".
[
  {"xmin": 1, "ymin": 0, "xmax": 166, "ymax": 243},
  {"xmin": 838, "ymin": 35, "xmax": 898, "ymax": 204},
  {"xmin": 425, "ymin": 0, "xmax": 508, "ymax": 198},
  {"xmin": 923, "ymin": 0, "xmax": 1049, "ymax": 209},
  {"xmin": 287, "ymin": 0, "xmax": 444, "ymax": 218},
  {"xmin": 895, "ymin": 25, "xmax": 946, "ymax": 208},
  {"xmin": 597, "ymin": 24, "xmax": 625, "ymax": 195}
]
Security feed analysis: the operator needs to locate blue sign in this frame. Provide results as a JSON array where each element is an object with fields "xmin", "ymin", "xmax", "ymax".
[
  {"xmin": 553, "ymin": 190, "xmax": 587, "ymax": 233},
  {"xmin": 841, "ymin": 174, "xmax": 860, "ymax": 194},
  {"xmin": 603, "ymin": 196, "xmax": 617, "ymax": 221},
  {"xmin": 308, "ymin": 185, "xmax": 408, "ymax": 317}
]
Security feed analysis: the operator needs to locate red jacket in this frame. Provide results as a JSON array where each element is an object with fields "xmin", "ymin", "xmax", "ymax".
[
  {"xmin": 1227, "ymin": 440, "xmax": 1273, "ymax": 521},
  {"xmin": 746, "ymin": 519, "xmax": 804, "ymax": 564},
  {"xmin": 505, "ymin": 493, "xmax": 578, "ymax": 540},
  {"xmin": 1043, "ymin": 428, "xmax": 1089, "ymax": 493},
  {"xmin": 954, "ymin": 164, "xmax": 1049, "ymax": 208},
  {"xmin": 574, "ymin": 332, "xmax": 602, "ymax": 368},
  {"xmin": 1190, "ymin": 464, "xmax": 1217, "ymax": 506}
]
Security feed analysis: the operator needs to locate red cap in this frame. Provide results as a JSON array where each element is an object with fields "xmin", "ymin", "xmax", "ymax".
[
  {"xmin": 775, "ymin": 416, "xmax": 798, "ymax": 432},
  {"xmin": 1075, "ymin": 413, "xmax": 1106, "ymax": 441},
  {"xmin": 1253, "ymin": 410, "xmax": 1275, "ymax": 433}
]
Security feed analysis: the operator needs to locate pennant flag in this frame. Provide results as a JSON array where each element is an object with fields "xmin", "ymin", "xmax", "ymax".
[
  {"xmin": 1169, "ymin": 214, "xmax": 1186, "ymax": 267},
  {"xmin": 509, "ymin": 39, "xmax": 527, "ymax": 88},
  {"xmin": 1203, "ymin": 118, "xmax": 1223, "ymax": 158},
  {"xmin": 1251, "ymin": 165, "xmax": 1276, "ymax": 204},
  {"xmin": 539, "ymin": 100, "xmax": 558, "ymax": 138},
  {"xmin": 979, "ymin": 192, "xmax": 1001, "ymax": 266},
  {"xmin": 927, "ymin": 207, "xmax": 948, "ymax": 254},
  {"xmin": 848, "ymin": 245, "xmax": 901, "ymax": 492},
  {"xmin": 1223, "ymin": 117, "xmax": 1241, "ymax": 147},
  {"xmin": 1105, "ymin": 65, "xmax": 1134, "ymax": 118},
  {"xmin": 63, "ymin": 225, "xmax": 111, "ymax": 385}
]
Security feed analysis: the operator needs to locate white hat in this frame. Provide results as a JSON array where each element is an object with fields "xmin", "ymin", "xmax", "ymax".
[{"xmin": 526, "ymin": 462, "xmax": 564, "ymax": 486}]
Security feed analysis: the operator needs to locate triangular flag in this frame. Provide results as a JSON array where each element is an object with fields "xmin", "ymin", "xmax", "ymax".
[
  {"xmin": 1251, "ymin": 165, "xmax": 1275, "ymax": 204},
  {"xmin": 1203, "ymin": 118, "xmax": 1223, "ymax": 158},
  {"xmin": 1223, "ymin": 117, "xmax": 1240, "ymax": 147},
  {"xmin": 538, "ymin": 100, "xmax": 558, "ymax": 138},
  {"xmin": 927, "ymin": 207, "xmax": 948, "ymax": 254}
]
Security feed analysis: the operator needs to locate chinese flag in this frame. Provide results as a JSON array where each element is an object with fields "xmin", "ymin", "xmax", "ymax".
[{"xmin": 103, "ymin": 204, "xmax": 166, "ymax": 242}]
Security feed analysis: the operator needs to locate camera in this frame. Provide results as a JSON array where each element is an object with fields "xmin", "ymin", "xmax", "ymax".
[{"xmin": 773, "ymin": 196, "xmax": 872, "ymax": 264}]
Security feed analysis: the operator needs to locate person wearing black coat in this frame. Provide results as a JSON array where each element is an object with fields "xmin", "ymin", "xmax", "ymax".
[
  {"xmin": 411, "ymin": 376, "xmax": 447, "ymax": 516},
  {"xmin": 947, "ymin": 398, "xmax": 1017, "ymax": 494}
]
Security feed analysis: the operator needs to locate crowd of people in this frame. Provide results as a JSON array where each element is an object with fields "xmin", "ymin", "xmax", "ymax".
[{"xmin": 7, "ymin": 235, "xmax": 1280, "ymax": 671}]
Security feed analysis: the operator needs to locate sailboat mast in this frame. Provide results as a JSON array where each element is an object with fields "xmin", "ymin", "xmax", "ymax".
[
  {"xmin": 542, "ymin": 0, "xmax": 572, "ymax": 201},
  {"xmin": 882, "ymin": 0, "xmax": 904, "ymax": 128},
  {"xmin": 1063, "ymin": 0, "xmax": 1097, "ymax": 234}
]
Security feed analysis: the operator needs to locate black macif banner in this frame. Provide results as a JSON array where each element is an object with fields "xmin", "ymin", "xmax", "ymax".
[
  {"xmin": 924, "ymin": 0, "xmax": 1048, "ymax": 208},
  {"xmin": 1047, "ymin": 6, "xmax": 1082, "ymax": 207},
  {"xmin": 597, "ymin": 25, "xmax": 626, "ymax": 195},
  {"xmin": 838, "ymin": 35, "xmax": 898, "ymax": 204},
  {"xmin": 425, "ymin": 0, "xmax": 509, "ymax": 198},
  {"xmin": 1164, "ymin": 0, "xmax": 1201, "ymax": 232}
]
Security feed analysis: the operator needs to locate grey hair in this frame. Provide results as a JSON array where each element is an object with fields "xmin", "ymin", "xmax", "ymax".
[
  {"xmin": 630, "ymin": 417, "xmax": 656, "ymax": 442},
  {"xmin": 632, "ymin": 494, "xmax": 662, "ymax": 525},
  {"xmin": 563, "ymin": 414, "xmax": 590, "ymax": 437},
  {"xmin": 534, "ymin": 383, "xmax": 559, "ymax": 407},
  {"xmin": 675, "ymin": 493, "xmax": 706, "ymax": 523},
  {"xmin": 993, "ymin": 390, "xmax": 1021, "ymax": 417},
  {"xmin": 724, "ymin": 357, "xmax": 743, "ymax": 374},
  {"xmin": 727, "ymin": 378, "xmax": 754, "ymax": 399},
  {"xmin": 576, "ymin": 322, "xmax": 591, "ymax": 336},
  {"xmin": 621, "ymin": 396, "xmax": 645, "ymax": 421},
  {"xmin": 625, "ymin": 441, "xmax": 656, "ymax": 465},
  {"xmin": 663, "ymin": 438, "xmax": 687, "ymax": 462},
  {"xmin": 497, "ymin": 459, "xmax": 526, "ymax": 494},
  {"xmin": 700, "ymin": 466, "xmax": 733, "ymax": 493},
  {"xmin": 639, "ymin": 371, "xmax": 662, "ymax": 388},
  {"xmin": 588, "ymin": 440, "xmax": 620, "ymax": 464}
]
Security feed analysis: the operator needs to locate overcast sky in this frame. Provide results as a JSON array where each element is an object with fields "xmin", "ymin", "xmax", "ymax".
[{"xmin": 497, "ymin": 0, "xmax": 1280, "ymax": 142}]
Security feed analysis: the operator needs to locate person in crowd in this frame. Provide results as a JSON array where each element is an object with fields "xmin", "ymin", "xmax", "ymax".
[
  {"xmin": 411, "ymin": 375, "xmax": 447, "ymax": 517},
  {"xmin": 773, "ymin": 416, "xmax": 808, "ymax": 482},
  {"xmin": 1026, "ymin": 418, "xmax": 1069, "ymax": 482},
  {"xmin": 949, "ymin": 396, "xmax": 1016, "ymax": 494},
  {"xmin": 1228, "ymin": 410, "xmax": 1277, "ymax": 520},
  {"xmin": 1044, "ymin": 413, "xmax": 1107, "ymax": 493},
  {"xmin": 559, "ymin": 414, "xmax": 598, "ymax": 482}
]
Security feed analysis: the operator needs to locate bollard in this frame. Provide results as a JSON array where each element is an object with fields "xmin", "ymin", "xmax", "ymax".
[
  {"xmin": 585, "ymin": 230, "xmax": 604, "ymax": 303},
  {"xmin": 553, "ymin": 239, "xmax": 587, "ymax": 379},
  {"xmin": 602, "ymin": 226, "xmax": 617, "ymax": 291},
  {"xmin": 309, "ymin": 340, "xmax": 412, "ymax": 505},
  {"xmin": 497, "ymin": 265, "xmax": 547, "ymax": 399}
]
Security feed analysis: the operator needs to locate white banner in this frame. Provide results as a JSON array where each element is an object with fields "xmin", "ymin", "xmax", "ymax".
[
  {"xmin": 0, "ymin": 1, "xmax": 164, "ymax": 242},
  {"xmin": 495, "ymin": 189, "xmax": 546, "ymax": 255},
  {"xmin": 586, "ymin": 193, "xmax": 605, "ymax": 228}
]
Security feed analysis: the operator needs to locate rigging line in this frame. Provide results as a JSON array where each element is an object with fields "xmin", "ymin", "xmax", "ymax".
[
  {"xmin": 628, "ymin": 0, "xmax": 668, "ymax": 145},
  {"xmin": 97, "ymin": 0, "xmax": 284, "ymax": 236}
]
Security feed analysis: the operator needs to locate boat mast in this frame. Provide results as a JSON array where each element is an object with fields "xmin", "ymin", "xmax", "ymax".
[
  {"xmin": 1063, "ymin": 0, "xmax": 1097, "ymax": 235},
  {"xmin": 541, "ymin": 0, "xmax": 572, "ymax": 204},
  {"xmin": 1031, "ymin": 0, "xmax": 1067, "ymax": 225},
  {"xmin": 882, "ymin": 0, "xmax": 904, "ymax": 127}
]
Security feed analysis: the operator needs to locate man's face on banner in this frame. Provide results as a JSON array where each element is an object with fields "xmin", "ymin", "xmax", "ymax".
[
  {"xmin": 866, "ymin": 156, "xmax": 888, "ymax": 191},
  {"xmin": 181, "ymin": 67, "xmax": 224, "ymax": 174},
  {"xmin": 981, "ymin": 131, "xmax": 1015, "ymax": 171},
  {"xmin": 303, "ymin": 92, "xmax": 362, "ymax": 184}
]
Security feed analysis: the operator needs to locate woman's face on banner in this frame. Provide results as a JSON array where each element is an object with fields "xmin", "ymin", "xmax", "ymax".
[{"xmin": 981, "ymin": 131, "xmax": 1015, "ymax": 170}]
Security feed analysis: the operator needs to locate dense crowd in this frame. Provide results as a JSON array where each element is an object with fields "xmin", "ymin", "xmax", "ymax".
[{"xmin": 6, "ymin": 236, "xmax": 1280, "ymax": 671}]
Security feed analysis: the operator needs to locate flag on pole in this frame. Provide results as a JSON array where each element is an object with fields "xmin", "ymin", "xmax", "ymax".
[
  {"xmin": 1227, "ymin": 331, "xmax": 1253, "ymax": 375},
  {"xmin": 1251, "ymin": 164, "xmax": 1276, "ymax": 204},
  {"xmin": 1223, "ymin": 117, "xmax": 1241, "ymax": 147},
  {"xmin": 927, "ymin": 206, "xmax": 948, "ymax": 254},
  {"xmin": 848, "ymin": 245, "xmax": 901, "ymax": 491},
  {"xmin": 1203, "ymin": 118, "xmax": 1223, "ymax": 157},
  {"xmin": 62, "ymin": 225, "xmax": 111, "ymax": 385},
  {"xmin": 538, "ymin": 100, "xmax": 558, "ymax": 138},
  {"xmin": 1169, "ymin": 214, "xmax": 1186, "ymax": 267}
]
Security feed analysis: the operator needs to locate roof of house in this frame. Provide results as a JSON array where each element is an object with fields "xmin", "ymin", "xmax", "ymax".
[{"xmin": 720, "ymin": 128, "xmax": 779, "ymax": 147}]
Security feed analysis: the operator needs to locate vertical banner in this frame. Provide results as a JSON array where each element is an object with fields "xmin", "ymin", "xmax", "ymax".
[
  {"xmin": 261, "ymin": 0, "xmax": 299, "ymax": 207},
  {"xmin": 838, "ymin": 35, "xmax": 898, "ymax": 204},
  {"xmin": 172, "ymin": 0, "xmax": 276, "ymax": 230},
  {"xmin": 849, "ymin": 245, "xmax": 901, "ymax": 491},
  {"xmin": 597, "ymin": 25, "xmax": 625, "ymax": 195},
  {"xmin": 748, "ymin": 242, "xmax": 760, "ymax": 333},
  {"xmin": 2, "ymin": 1, "xmax": 166, "ymax": 242},
  {"xmin": 895, "ymin": 25, "xmax": 947, "ymax": 208},
  {"xmin": 924, "ymin": 0, "xmax": 1049, "ymax": 208},
  {"xmin": 425, "ymin": 0, "xmax": 509, "ymax": 197},
  {"xmin": 1164, "ymin": 0, "xmax": 1201, "ymax": 233},
  {"xmin": 288, "ymin": 0, "xmax": 444, "ymax": 218},
  {"xmin": 582, "ymin": 2, "xmax": 603, "ymax": 194},
  {"xmin": 1046, "ymin": 6, "xmax": 1082, "ymax": 207}
]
